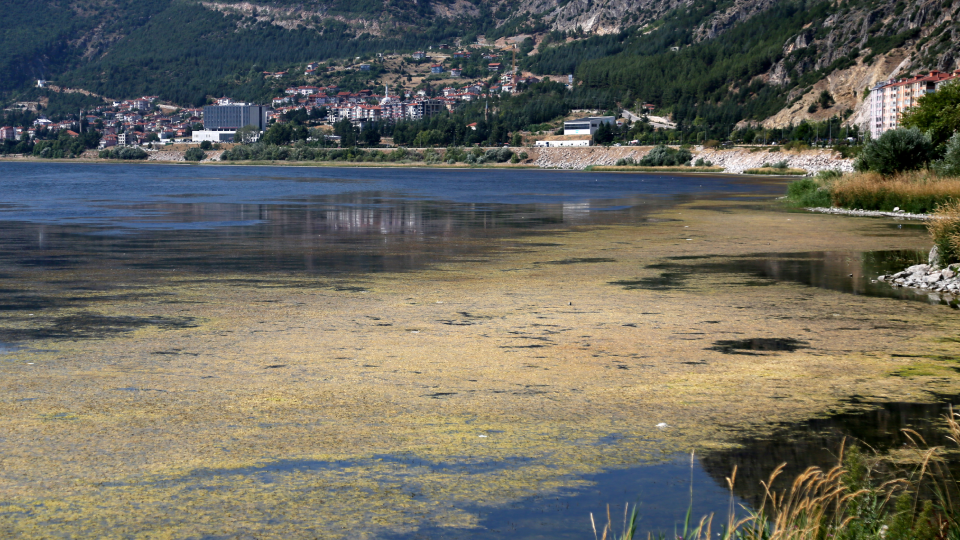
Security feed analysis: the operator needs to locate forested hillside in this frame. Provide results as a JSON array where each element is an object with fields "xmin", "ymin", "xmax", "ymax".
[{"xmin": 2, "ymin": 0, "xmax": 959, "ymax": 131}]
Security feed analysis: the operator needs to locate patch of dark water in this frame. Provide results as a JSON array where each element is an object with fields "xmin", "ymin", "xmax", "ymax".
[
  {"xmin": 0, "ymin": 312, "xmax": 199, "ymax": 341},
  {"xmin": 0, "ymin": 341, "xmax": 22, "ymax": 355},
  {"xmin": 707, "ymin": 338, "xmax": 810, "ymax": 355},
  {"xmin": 612, "ymin": 250, "xmax": 958, "ymax": 308}
]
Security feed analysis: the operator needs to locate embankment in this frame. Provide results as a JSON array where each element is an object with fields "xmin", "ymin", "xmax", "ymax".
[{"xmin": 532, "ymin": 146, "xmax": 855, "ymax": 174}]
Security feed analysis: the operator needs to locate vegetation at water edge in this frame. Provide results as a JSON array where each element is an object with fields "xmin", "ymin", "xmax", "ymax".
[{"xmin": 598, "ymin": 410, "xmax": 960, "ymax": 540}]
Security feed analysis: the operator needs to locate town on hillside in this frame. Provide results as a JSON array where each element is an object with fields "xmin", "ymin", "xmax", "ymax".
[{"xmin": 2, "ymin": 46, "xmax": 959, "ymax": 156}]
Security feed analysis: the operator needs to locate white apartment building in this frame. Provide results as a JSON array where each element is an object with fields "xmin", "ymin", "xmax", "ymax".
[{"xmin": 870, "ymin": 70, "xmax": 960, "ymax": 139}]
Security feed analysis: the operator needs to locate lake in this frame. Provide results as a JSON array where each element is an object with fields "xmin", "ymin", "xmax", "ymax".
[{"xmin": 1, "ymin": 162, "xmax": 958, "ymax": 539}]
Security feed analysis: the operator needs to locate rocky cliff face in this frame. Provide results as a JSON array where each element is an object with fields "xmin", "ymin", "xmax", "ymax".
[{"xmin": 713, "ymin": 0, "xmax": 960, "ymax": 129}]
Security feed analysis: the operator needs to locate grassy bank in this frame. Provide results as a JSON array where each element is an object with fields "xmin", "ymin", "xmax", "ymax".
[
  {"xmin": 743, "ymin": 167, "xmax": 807, "ymax": 175},
  {"xmin": 786, "ymin": 170, "xmax": 960, "ymax": 264},
  {"xmin": 786, "ymin": 171, "xmax": 960, "ymax": 214},
  {"xmin": 587, "ymin": 165, "xmax": 724, "ymax": 173}
]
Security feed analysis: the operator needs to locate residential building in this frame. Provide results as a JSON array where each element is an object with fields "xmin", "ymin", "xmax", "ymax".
[
  {"xmin": 430, "ymin": 64, "xmax": 444, "ymax": 74},
  {"xmin": 0, "ymin": 126, "xmax": 16, "ymax": 140},
  {"xmin": 359, "ymin": 64, "xmax": 371, "ymax": 71},
  {"xmin": 450, "ymin": 68, "xmax": 462, "ymax": 77},
  {"xmin": 870, "ymin": 70, "xmax": 960, "ymax": 138},
  {"xmin": 405, "ymin": 99, "xmax": 443, "ymax": 120},
  {"xmin": 412, "ymin": 51, "xmax": 427, "ymax": 60},
  {"xmin": 488, "ymin": 63, "xmax": 503, "ymax": 72}
]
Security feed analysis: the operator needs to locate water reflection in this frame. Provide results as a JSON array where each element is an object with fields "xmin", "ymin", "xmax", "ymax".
[
  {"xmin": 0, "ymin": 162, "xmax": 790, "ymax": 276},
  {"xmin": 630, "ymin": 251, "xmax": 957, "ymax": 307}
]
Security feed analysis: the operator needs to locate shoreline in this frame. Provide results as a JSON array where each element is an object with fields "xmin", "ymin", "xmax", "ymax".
[
  {"xmin": 805, "ymin": 206, "xmax": 932, "ymax": 220},
  {"xmin": 0, "ymin": 156, "xmax": 805, "ymax": 177}
]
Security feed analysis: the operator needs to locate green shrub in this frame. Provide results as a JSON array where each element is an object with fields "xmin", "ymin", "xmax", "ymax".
[
  {"xmin": 762, "ymin": 160, "xmax": 789, "ymax": 169},
  {"xmin": 184, "ymin": 148, "xmax": 206, "ymax": 162},
  {"xmin": 854, "ymin": 128, "xmax": 935, "ymax": 175},
  {"xmin": 639, "ymin": 145, "xmax": 692, "ymax": 166},
  {"xmin": 99, "ymin": 147, "xmax": 148, "ymax": 160},
  {"xmin": 786, "ymin": 177, "xmax": 832, "ymax": 207},
  {"xmin": 199, "ymin": 140, "xmax": 212, "ymax": 150}
]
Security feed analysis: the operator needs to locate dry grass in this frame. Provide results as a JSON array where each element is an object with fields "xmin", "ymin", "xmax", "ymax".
[
  {"xmin": 743, "ymin": 167, "xmax": 807, "ymax": 176},
  {"xmin": 928, "ymin": 199, "xmax": 960, "ymax": 264},
  {"xmin": 589, "ymin": 166, "xmax": 725, "ymax": 173},
  {"xmin": 831, "ymin": 170, "xmax": 960, "ymax": 214}
]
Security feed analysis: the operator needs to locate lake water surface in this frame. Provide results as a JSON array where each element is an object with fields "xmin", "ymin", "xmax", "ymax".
[{"xmin": 0, "ymin": 162, "xmax": 954, "ymax": 538}]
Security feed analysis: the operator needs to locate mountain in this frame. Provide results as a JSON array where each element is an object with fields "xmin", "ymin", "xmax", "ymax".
[{"xmin": 2, "ymin": 0, "xmax": 958, "ymax": 130}]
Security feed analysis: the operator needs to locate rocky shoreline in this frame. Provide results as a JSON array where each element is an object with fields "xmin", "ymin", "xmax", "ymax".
[
  {"xmin": 534, "ymin": 146, "xmax": 854, "ymax": 173},
  {"xmin": 878, "ymin": 263, "xmax": 960, "ymax": 297},
  {"xmin": 805, "ymin": 207, "xmax": 931, "ymax": 220}
]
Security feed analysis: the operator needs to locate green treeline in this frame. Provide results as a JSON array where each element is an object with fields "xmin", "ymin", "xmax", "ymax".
[{"xmin": 568, "ymin": 1, "xmax": 834, "ymax": 126}]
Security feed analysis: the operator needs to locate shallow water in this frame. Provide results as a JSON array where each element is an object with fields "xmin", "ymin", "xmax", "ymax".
[{"xmin": 0, "ymin": 162, "xmax": 953, "ymax": 538}]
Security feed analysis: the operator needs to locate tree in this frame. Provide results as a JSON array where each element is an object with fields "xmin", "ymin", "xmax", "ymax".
[
  {"xmin": 199, "ymin": 140, "xmax": 212, "ymax": 150},
  {"xmin": 333, "ymin": 119, "xmax": 358, "ymax": 147},
  {"xmin": 818, "ymin": 90, "xmax": 834, "ymax": 109},
  {"xmin": 934, "ymin": 132, "xmax": 960, "ymax": 177},
  {"xmin": 900, "ymin": 80, "xmax": 960, "ymax": 147},
  {"xmin": 361, "ymin": 125, "xmax": 382, "ymax": 146},
  {"xmin": 593, "ymin": 122, "xmax": 615, "ymax": 145},
  {"xmin": 854, "ymin": 128, "xmax": 935, "ymax": 175},
  {"xmin": 235, "ymin": 125, "xmax": 260, "ymax": 144},
  {"xmin": 511, "ymin": 132, "xmax": 523, "ymax": 147}
]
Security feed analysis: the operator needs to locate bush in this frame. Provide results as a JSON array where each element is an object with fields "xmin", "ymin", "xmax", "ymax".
[
  {"xmin": 199, "ymin": 140, "xmax": 212, "ymax": 150},
  {"xmin": 639, "ymin": 145, "xmax": 693, "ymax": 166},
  {"xmin": 184, "ymin": 148, "xmax": 206, "ymax": 162},
  {"xmin": 929, "ymin": 199, "xmax": 960, "ymax": 264},
  {"xmin": 854, "ymin": 128, "xmax": 935, "ymax": 175},
  {"xmin": 786, "ymin": 178, "xmax": 833, "ymax": 207},
  {"xmin": 99, "ymin": 147, "xmax": 148, "ymax": 160},
  {"xmin": 483, "ymin": 147, "xmax": 513, "ymax": 163},
  {"xmin": 783, "ymin": 141, "xmax": 811, "ymax": 151},
  {"xmin": 763, "ymin": 160, "xmax": 789, "ymax": 169},
  {"xmin": 693, "ymin": 157, "xmax": 713, "ymax": 167}
]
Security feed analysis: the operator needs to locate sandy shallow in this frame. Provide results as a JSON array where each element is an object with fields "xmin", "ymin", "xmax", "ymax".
[{"xmin": 1, "ymin": 199, "xmax": 959, "ymax": 538}]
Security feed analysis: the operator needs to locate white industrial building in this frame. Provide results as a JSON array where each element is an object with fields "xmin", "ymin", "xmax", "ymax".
[
  {"xmin": 562, "ymin": 116, "xmax": 616, "ymax": 135},
  {"xmin": 535, "ymin": 140, "xmax": 590, "ymax": 147},
  {"xmin": 192, "ymin": 130, "xmax": 236, "ymax": 142}
]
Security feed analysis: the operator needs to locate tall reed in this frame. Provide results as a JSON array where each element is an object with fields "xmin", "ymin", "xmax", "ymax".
[
  {"xmin": 830, "ymin": 171, "xmax": 960, "ymax": 213},
  {"xmin": 597, "ymin": 408, "xmax": 960, "ymax": 540},
  {"xmin": 928, "ymin": 199, "xmax": 960, "ymax": 264}
]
